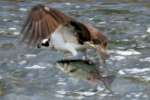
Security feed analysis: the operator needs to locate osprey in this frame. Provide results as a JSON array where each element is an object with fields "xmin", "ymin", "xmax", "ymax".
[{"xmin": 21, "ymin": 4, "xmax": 109, "ymax": 61}]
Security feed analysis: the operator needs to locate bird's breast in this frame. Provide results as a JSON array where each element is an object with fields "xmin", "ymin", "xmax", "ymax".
[{"xmin": 50, "ymin": 27, "xmax": 82, "ymax": 51}]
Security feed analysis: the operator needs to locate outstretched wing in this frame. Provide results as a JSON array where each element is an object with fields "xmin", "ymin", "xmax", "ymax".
[
  {"xmin": 21, "ymin": 4, "xmax": 73, "ymax": 46},
  {"xmin": 69, "ymin": 20, "xmax": 91, "ymax": 44}
]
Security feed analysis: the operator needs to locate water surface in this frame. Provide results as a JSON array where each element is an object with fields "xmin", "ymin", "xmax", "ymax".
[{"xmin": 0, "ymin": 0, "xmax": 150, "ymax": 100}]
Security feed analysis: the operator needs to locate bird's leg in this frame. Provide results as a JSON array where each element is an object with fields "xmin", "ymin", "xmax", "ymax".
[
  {"xmin": 82, "ymin": 49, "xmax": 89, "ymax": 60},
  {"xmin": 82, "ymin": 49, "xmax": 95, "ymax": 64},
  {"xmin": 62, "ymin": 43, "xmax": 79, "ymax": 60},
  {"xmin": 81, "ymin": 42, "xmax": 97, "ymax": 63},
  {"xmin": 63, "ymin": 51, "xmax": 77, "ymax": 60}
]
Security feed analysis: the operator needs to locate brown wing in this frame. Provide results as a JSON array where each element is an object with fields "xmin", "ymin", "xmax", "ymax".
[
  {"xmin": 21, "ymin": 4, "xmax": 73, "ymax": 46},
  {"xmin": 69, "ymin": 20, "xmax": 91, "ymax": 44}
]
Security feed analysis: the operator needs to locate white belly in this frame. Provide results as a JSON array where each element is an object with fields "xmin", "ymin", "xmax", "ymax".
[{"xmin": 50, "ymin": 30, "xmax": 82, "ymax": 56}]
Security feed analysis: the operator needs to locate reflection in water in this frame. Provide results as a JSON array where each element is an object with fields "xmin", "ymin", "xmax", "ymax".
[
  {"xmin": 0, "ymin": 0, "xmax": 150, "ymax": 100},
  {"xmin": 56, "ymin": 59, "xmax": 115, "ymax": 92}
]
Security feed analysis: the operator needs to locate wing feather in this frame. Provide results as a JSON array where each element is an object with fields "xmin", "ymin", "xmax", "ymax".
[
  {"xmin": 21, "ymin": 4, "xmax": 73, "ymax": 46},
  {"xmin": 69, "ymin": 20, "xmax": 91, "ymax": 44},
  {"xmin": 31, "ymin": 22, "xmax": 39, "ymax": 46},
  {"xmin": 21, "ymin": 17, "xmax": 32, "ymax": 42},
  {"xmin": 27, "ymin": 22, "xmax": 35, "ymax": 45}
]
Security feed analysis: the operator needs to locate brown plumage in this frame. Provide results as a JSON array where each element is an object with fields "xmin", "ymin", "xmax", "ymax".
[
  {"xmin": 21, "ymin": 4, "xmax": 73, "ymax": 46},
  {"xmin": 21, "ymin": 4, "xmax": 109, "ymax": 61}
]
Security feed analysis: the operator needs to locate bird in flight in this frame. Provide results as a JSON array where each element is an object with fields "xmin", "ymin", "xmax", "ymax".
[{"xmin": 21, "ymin": 4, "xmax": 109, "ymax": 62}]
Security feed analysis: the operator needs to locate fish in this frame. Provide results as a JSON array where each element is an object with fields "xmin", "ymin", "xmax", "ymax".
[{"xmin": 56, "ymin": 59, "xmax": 115, "ymax": 91}]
